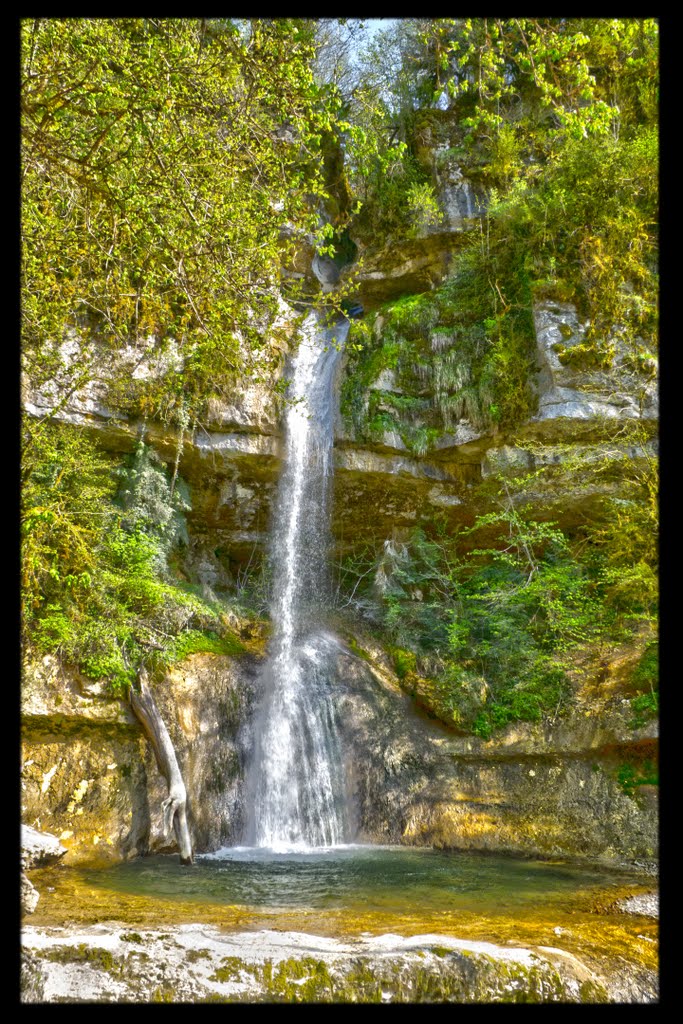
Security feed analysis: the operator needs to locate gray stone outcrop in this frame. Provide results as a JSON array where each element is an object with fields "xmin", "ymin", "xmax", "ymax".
[
  {"xmin": 532, "ymin": 302, "xmax": 657, "ymax": 431},
  {"xmin": 21, "ymin": 824, "xmax": 68, "ymax": 917},
  {"xmin": 21, "ymin": 824, "xmax": 68, "ymax": 871}
]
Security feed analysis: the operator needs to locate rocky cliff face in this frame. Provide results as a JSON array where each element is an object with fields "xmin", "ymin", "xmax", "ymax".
[
  {"xmin": 21, "ymin": 653, "xmax": 257, "ymax": 865},
  {"xmin": 22, "ymin": 656, "xmax": 148, "ymax": 865},
  {"xmin": 21, "ymin": 636, "xmax": 656, "ymax": 871},
  {"xmin": 21, "ymin": 300, "xmax": 657, "ymax": 565},
  {"xmin": 331, "ymin": 641, "xmax": 657, "ymax": 868},
  {"xmin": 21, "ymin": 145, "xmax": 658, "ymax": 869}
]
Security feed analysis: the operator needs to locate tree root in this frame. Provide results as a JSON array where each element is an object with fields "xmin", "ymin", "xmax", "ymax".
[{"xmin": 130, "ymin": 669, "xmax": 193, "ymax": 865}]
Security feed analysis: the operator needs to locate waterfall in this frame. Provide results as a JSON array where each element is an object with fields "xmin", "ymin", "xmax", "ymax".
[{"xmin": 242, "ymin": 311, "xmax": 351, "ymax": 850}]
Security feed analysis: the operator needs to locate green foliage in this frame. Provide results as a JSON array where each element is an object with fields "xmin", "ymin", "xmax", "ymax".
[
  {"xmin": 592, "ymin": 483, "xmax": 658, "ymax": 616},
  {"xmin": 21, "ymin": 17, "xmax": 342, "ymax": 419},
  {"xmin": 628, "ymin": 641, "xmax": 658, "ymax": 728},
  {"xmin": 630, "ymin": 692, "xmax": 658, "ymax": 730},
  {"xmin": 616, "ymin": 760, "xmax": 658, "ymax": 797},
  {"xmin": 525, "ymin": 129, "xmax": 658, "ymax": 355},
  {"xmin": 22, "ymin": 422, "xmax": 240, "ymax": 694},
  {"xmin": 392, "ymin": 648, "xmax": 417, "ymax": 680},
  {"xmin": 115, "ymin": 440, "xmax": 190, "ymax": 572},
  {"xmin": 508, "ymin": 429, "xmax": 658, "ymax": 622},
  {"xmin": 472, "ymin": 669, "xmax": 569, "ymax": 740},
  {"xmin": 343, "ymin": 18, "xmax": 657, "ymax": 375},
  {"xmin": 338, "ymin": 473, "xmax": 657, "ymax": 737},
  {"xmin": 341, "ymin": 227, "xmax": 537, "ymax": 450},
  {"xmin": 341, "ymin": 22, "xmax": 658, "ymax": 448},
  {"xmin": 353, "ymin": 149, "xmax": 441, "ymax": 241},
  {"xmin": 166, "ymin": 629, "xmax": 245, "ymax": 661},
  {"xmin": 22, "ymin": 420, "xmax": 117, "ymax": 624},
  {"xmin": 632, "ymin": 642, "xmax": 658, "ymax": 690},
  {"xmin": 22, "ymin": 20, "xmax": 659, "ymax": 734}
]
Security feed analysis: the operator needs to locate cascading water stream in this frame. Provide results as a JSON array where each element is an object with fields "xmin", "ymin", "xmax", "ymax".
[{"xmin": 242, "ymin": 311, "xmax": 351, "ymax": 850}]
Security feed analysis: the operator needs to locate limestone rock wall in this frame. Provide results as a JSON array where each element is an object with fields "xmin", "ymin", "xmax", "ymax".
[
  {"xmin": 22, "ymin": 656, "xmax": 149, "ymax": 865},
  {"xmin": 21, "ymin": 287, "xmax": 659, "ymax": 869},
  {"xmin": 141, "ymin": 653, "xmax": 258, "ymax": 853},
  {"xmin": 331, "ymin": 647, "xmax": 657, "ymax": 870},
  {"xmin": 21, "ymin": 653, "xmax": 258, "ymax": 865},
  {"xmin": 22, "ymin": 285, "xmax": 658, "ymax": 563},
  {"xmin": 532, "ymin": 302, "xmax": 658, "ymax": 431},
  {"xmin": 21, "ymin": 631, "xmax": 657, "ymax": 870}
]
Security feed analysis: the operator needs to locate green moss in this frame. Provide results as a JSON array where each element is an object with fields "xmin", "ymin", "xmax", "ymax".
[
  {"xmin": 579, "ymin": 979, "xmax": 609, "ymax": 1003},
  {"xmin": 265, "ymin": 957, "xmax": 336, "ymax": 1002},
  {"xmin": 341, "ymin": 233, "xmax": 537, "ymax": 454},
  {"xmin": 339, "ymin": 961, "xmax": 384, "ymax": 1002},
  {"xmin": 366, "ymin": 410, "xmax": 400, "ymax": 440},
  {"xmin": 211, "ymin": 956, "xmax": 249, "ymax": 982},
  {"xmin": 630, "ymin": 691, "xmax": 658, "ymax": 728},
  {"xmin": 151, "ymin": 987, "xmax": 176, "ymax": 1002},
  {"xmin": 44, "ymin": 944, "xmax": 120, "ymax": 974},
  {"xmin": 392, "ymin": 647, "xmax": 417, "ymax": 680},
  {"xmin": 120, "ymin": 932, "xmax": 143, "ymax": 943},
  {"xmin": 216, "ymin": 690, "xmax": 241, "ymax": 730},
  {"xmin": 616, "ymin": 759, "xmax": 658, "ymax": 797},
  {"xmin": 347, "ymin": 637, "xmax": 371, "ymax": 662},
  {"xmin": 632, "ymin": 642, "xmax": 658, "ymax": 689},
  {"xmin": 205, "ymin": 749, "xmax": 241, "ymax": 795},
  {"xmin": 128, "ymin": 950, "xmax": 150, "ymax": 963},
  {"xmin": 384, "ymin": 292, "xmax": 436, "ymax": 330},
  {"xmin": 629, "ymin": 643, "xmax": 658, "ymax": 728},
  {"xmin": 186, "ymin": 949, "xmax": 211, "ymax": 963},
  {"xmin": 555, "ymin": 341, "xmax": 615, "ymax": 371},
  {"xmin": 166, "ymin": 628, "xmax": 246, "ymax": 663},
  {"xmin": 472, "ymin": 668, "xmax": 570, "ymax": 740}
]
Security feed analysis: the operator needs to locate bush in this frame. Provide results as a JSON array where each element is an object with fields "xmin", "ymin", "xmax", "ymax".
[
  {"xmin": 337, "ymin": 498, "xmax": 650, "ymax": 738},
  {"xmin": 22, "ymin": 422, "xmax": 239, "ymax": 695}
]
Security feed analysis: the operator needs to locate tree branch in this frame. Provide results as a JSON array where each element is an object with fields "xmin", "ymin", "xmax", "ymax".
[{"xmin": 129, "ymin": 669, "xmax": 193, "ymax": 865}]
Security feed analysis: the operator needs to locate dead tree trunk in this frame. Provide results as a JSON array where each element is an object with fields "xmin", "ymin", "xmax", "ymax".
[{"xmin": 129, "ymin": 669, "xmax": 193, "ymax": 865}]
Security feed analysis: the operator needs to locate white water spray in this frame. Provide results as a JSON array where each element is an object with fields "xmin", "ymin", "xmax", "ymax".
[{"xmin": 243, "ymin": 312, "xmax": 351, "ymax": 850}]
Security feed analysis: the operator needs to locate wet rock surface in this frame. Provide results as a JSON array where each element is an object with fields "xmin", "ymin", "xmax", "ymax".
[
  {"xmin": 22, "ymin": 631, "xmax": 657, "ymax": 871},
  {"xmin": 21, "ymin": 825, "xmax": 68, "ymax": 871},
  {"xmin": 143, "ymin": 654, "xmax": 258, "ymax": 853},
  {"xmin": 21, "ymin": 654, "xmax": 259, "ymax": 864},
  {"xmin": 615, "ymin": 892, "xmax": 659, "ymax": 918},
  {"xmin": 331, "ymin": 645, "xmax": 657, "ymax": 869},
  {"xmin": 20, "ymin": 923, "xmax": 657, "ymax": 1003}
]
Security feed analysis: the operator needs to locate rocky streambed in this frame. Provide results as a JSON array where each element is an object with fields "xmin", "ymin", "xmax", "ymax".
[
  {"xmin": 21, "ymin": 837, "xmax": 658, "ymax": 1004},
  {"xmin": 21, "ymin": 920, "xmax": 658, "ymax": 1004}
]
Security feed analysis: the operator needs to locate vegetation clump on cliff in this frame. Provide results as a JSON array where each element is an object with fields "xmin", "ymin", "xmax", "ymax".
[
  {"xmin": 338, "ymin": 440, "xmax": 656, "ymax": 738},
  {"xmin": 341, "ymin": 18, "xmax": 657, "ymax": 446},
  {"xmin": 22, "ymin": 425, "xmax": 242, "ymax": 694}
]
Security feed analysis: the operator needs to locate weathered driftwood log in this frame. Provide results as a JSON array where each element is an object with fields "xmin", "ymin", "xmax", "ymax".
[{"xmin": 129, "ymin": 669, "xmax": 193, "ymax": 865}]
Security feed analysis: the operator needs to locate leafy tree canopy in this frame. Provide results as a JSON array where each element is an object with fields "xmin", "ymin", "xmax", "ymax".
[{"xmin": 22, "ymin": 17, "xmax": 342, "ymax": 419}]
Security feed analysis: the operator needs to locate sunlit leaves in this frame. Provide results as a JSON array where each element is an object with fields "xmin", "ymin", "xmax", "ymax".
[
  {"xmin": 22, "ymin": 423, "xmax": 230, "ymax": 693},
  {"xmin": 22, "ymin": 17, "xmax": 338, "ymax": 417}
]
